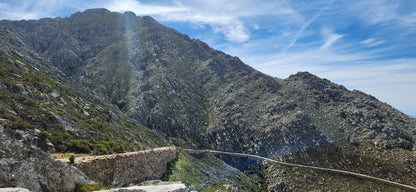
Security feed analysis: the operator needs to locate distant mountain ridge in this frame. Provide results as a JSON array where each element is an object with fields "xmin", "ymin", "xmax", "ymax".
[{"xmin": 1, "ymin": 8, "xmax": 415, "ymax": 191}]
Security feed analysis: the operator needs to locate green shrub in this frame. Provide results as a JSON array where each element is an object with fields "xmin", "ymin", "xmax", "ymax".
[
  {"xmin": 69, "ymin": 155, "xmax": 75, "ymax": 164},
  {"xmin": 38, "ymin": 131, "xmax": 49, "ymax": 141},
  {"xmin": 92, "ymin": 141, "xmax": 126, "ymax": 155},
  {"xmin": 74, "ymin": 183, "xmax": 106, "ymax": 192},
  {"xmin": 23, "ymin": 98, "xmax": 36, "ymax": 106},
  {"xmin": 56, "ymin": 111, "xmax": 64, "ymax": 117},
  {"xmin": 9, "ymin": 119, "xmax": 34, "ymax": 130},
  {"xmin": 55, "ymin": 144, "xmax": 68, "ymax": 152},
  {"xmin": 121, "ymin": 183, "xmax": 129, "ymax": 187},
  {"xmin": 107, "ymin": 141, "xmax": 125, "ymax": 153},
  {"xmin": 70, "ymin": 140, "xmax": 91, "ymax": 153},
  {"xmin": 92, "ymin": 143, "xmax": 108, "ymax": 155}
]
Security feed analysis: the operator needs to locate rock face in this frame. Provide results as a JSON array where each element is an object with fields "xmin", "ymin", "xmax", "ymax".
[
  {"xmin": 0, "ymin": 188, "xmax": 31, "ymax": 192},
  {"xmin": 74, "ymin": 147, "xmax": 176, "ymax": 185},
  {"xmin": 95, "ymin": 180, "xmax": 189, "ymax": 192},
  {"xmin": 0, "ymin": 125, "xmax": 90, "ymax": 192}
]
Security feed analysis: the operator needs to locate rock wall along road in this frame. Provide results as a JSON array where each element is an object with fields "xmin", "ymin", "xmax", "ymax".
[{"xmin": 72, "ymin": 147, "xmax": 176, "ymax": 185}]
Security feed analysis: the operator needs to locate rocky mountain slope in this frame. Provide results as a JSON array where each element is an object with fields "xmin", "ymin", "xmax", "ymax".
[
  {"xmin": 0, "ymin": 18, "xmax": 171, "ymax": 191},
  {"xmin": 0, "ymin": 24, "xmax": 172, "ymax": 151},
  {"xmin": 1, "ymin": 8, "xmax": 415, "ymax": 191},
  {"xmin": 1, "ymin": 9, "xmax": 331, "ymax": 155}
]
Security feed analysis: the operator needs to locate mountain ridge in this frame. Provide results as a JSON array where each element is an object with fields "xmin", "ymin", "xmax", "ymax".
[{"xmin": 1, "ymin": 8, "xmax": 415, "ymax": 191}]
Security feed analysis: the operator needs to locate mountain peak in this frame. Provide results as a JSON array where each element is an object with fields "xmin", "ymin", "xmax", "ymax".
[
  {"xmin": 80, "ymin": 8, "xmax": 113, "ymax": 15},
  {"xmin": 288, "ymin": 71, "xmax": 319, "ymax": 80},
  {"xmin": 123, "ymin": 10, "xmax": 137, "ymax": 17}
]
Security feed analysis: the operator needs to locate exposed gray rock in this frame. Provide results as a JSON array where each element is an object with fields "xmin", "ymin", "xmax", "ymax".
[
  {"xmin": 15, "ymin": 84, "xmax": 28, "ymax": 95},
  {"xmin": 95, "ymin": 181, "xmax": 189, "ymax": 192},
  {"xmin": 0, "ymin": 188, "xmax": 31, "ymax": 192},
  {"xmin": 0, "ymin": 119, "xmax": 8, "ymax": 126},
  {"xmin": 0, "ymin": 125, "xmax": 91, "ymax": 192},
  {"xmin": 51, "ymin": 112, "xmax": 78, "ymax": 133},
  {"xmin": 49, "ymin": 89, "xmax": 60, "ymax": 98}
]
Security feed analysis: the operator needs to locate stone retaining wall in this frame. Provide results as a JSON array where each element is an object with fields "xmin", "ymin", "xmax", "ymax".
[{"xmin": 74, "ymin": 147, "xmax": 176, "ymax": 185}]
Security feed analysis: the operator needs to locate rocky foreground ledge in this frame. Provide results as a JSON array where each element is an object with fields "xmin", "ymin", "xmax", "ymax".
[
  {"xmin": 0, "ymin": 125, "xmax": 90, "ymax": 192},
  {"xmin": 94, "ymin": 180, "xmax": 192, "ymax": 192},
  {"xmin": 0, "ymin": 180, "xmax": 192, "ymax": 192},
  {"xmin": 0, "ymin": 188, "xmax": 31, "ymax": 192}
]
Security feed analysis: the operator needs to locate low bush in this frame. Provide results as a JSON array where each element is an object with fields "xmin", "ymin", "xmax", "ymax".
[{"xmin": 74, "ymin": 183, "xmax": 106, "ymax": 192}]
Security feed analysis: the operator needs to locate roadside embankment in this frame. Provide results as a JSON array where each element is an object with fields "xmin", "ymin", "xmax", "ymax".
[{"xmin": 57, "ymin": 147, "xmax": 177, "ymax": 185}]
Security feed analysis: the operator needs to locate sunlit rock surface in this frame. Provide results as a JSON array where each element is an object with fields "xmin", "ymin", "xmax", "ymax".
[{"xmin": 95, "ymin": 181, "xmax": 189, "ymax": 192}]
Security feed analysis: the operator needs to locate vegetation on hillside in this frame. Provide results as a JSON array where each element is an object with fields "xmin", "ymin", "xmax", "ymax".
[
  {"xmin": 162, "ymin": 151, "xmax": 260, "ymax": 191},
  {"xmin": 0, "ymin": 49, "xmax": 170, "ymax": 155}
]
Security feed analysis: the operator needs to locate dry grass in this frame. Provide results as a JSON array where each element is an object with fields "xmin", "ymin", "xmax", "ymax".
[{"xmin": 50, "ymin": 153, "xmax": 91, "ymax": 159}]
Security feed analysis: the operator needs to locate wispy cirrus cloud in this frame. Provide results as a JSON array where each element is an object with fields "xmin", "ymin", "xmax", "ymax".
[
  {"xmin": 157, "ymin": 11, "xmax": 250, "ymax": 42},
  {"xmin": 282, "ymin": 0, "xmax": 334, "ymax": 52},
  {"xmin": 104, "ymin": 0, "xmax": 188, "ymax": 15},
  {"xmin": 101, "ymin": 0, "xmax": 298, "ymax": 43},
  {"xmin": 360, "ymin": 38, "xmax": 385, "ymax": 47},
  {"xmin": 342, "ymin": 0, "xmax": 416, "ymax": 31},
  {"xmin": 0, "ymin": 0, "xmax": 69, "ymax": 20},
  {"xmin": 321, "ymin": 33, "xmax": 343, "ymax": 49}
]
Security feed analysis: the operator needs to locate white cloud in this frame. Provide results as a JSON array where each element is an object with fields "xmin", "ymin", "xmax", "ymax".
[
  {"xmin": 343, "ymin": 0, "xmax": 398, "ymax": 25},
  {"xmin": 321, "ymin": 33, "xmax": 343, "ymax": 49},
  {"xmin": 400, "ymin": 12, "xmax": 416, "ymax": 30},
  {"xmin": 253, "ymin": 23, "xmax": 259, "ymax": 30},
  {"xmin": 360, "ymin": 38, "xmax": 385, "ymax": 47},
  {"xmin": 104, "ymin": 0, "xmax": 188, "ymax": 15},
  {"xmin": 175, "ymin": 0, "xmax": 295, "ymax": 18},
  {"xmin": 99, "ymin": 0, "xmax": 298, "ymax": 43},
  {"xmin": 156, "ymin": 11, "xmax": 250, "ymax": 42},
  {"xmin": 344, "ymin": 0, "xmax": 416, "ymax": 33},
  {"xmin": 0, "ymin": 0, "xmax": 73, "ymax": 20},
  {"xmin": 214, "ymin": 20, "xmax": 250, "ymax": 42},
  {"xmin": 282, "ymin": 0, "xmax": 334, "ymax": 52},
  {"xmin": 101, "ymin": 0, "xmax": 253, "ymax": 42},
  {"xmin": 0, "ymin": 3, "xmax": 7, "ymax": 9}
]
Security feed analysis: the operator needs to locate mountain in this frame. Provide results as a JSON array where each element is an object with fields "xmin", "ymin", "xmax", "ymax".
[
  {"xmin": 1, "ymin": 8, "xmax": 415, "ymax": 191},
  {"xmin": 0, "ymin": 19, "xmax": 172, "ymax": 191}
]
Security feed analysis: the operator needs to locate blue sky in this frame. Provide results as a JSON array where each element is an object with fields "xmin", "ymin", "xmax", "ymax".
[{"xmin": 0, "ymin": 0, "xmax": 415, "ymax": 117}]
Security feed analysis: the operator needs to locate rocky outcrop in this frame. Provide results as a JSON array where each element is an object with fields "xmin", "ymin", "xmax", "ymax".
[
  {"xmin": 95, "ymin": 180, "xmax": 189, "ymax": 192},
  {"xmin": 0, "ymin": 188, "xmax": 31, "ymax": 192},
  {"xmin": 74, "ymin": 147, "xmax": 176, "ymax": 185},
  {"xmin": 0, "ymin": 125, "xmax": 91, "ymax": 192}
]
